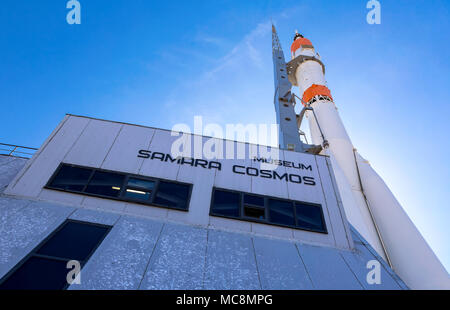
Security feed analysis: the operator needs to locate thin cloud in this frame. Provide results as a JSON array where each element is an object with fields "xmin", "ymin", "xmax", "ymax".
[{"xmin": 194, "ymin": 33, "xmax": 228, "ymax": 48}]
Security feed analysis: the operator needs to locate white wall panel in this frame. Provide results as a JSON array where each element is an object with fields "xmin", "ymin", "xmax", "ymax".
[
  {"xmin": 64, "ymin": 119, "xmax": 122, "ymax": 167},
  {"xmin": 4, "ymin": 115, "xmax": 69, "ymax": 196},
  {"xmin": 283, "ymin": 150, "xmax": 337, "ymax": 247},
  {"xmin": 39, "ymin": 188, "xmax": 84, "ymax": 206},
  {"xmin": 138, "ymin": 130, "xmax": 182, "ymax": 180},
  {"xmin": 5, "ymin": 116, "xmax": 90, "ymax": 197},
  {"xmin": 208, "ymin": 217, "xmax": 252, "ymax": 233},
  {"xmin": 203, "ymin": 230, "xmax": 260, "ymax": 289},
  {"xmin": 249, "ymin": 144, "xmax": 289, "ymax": 199},
  {"xmin": 171, "ymin": 136, "xmax": 217, "ymax": 226},
  {"xmin": 81, "ymin": 196, "xmax": 127, "ymax": 213},
  {"xmin": 123, "ymin": 202, "xmax": 169, "ymax": 220},
  {"xmin": 297, "ymin": 242, "xmax": 363, "ymax": 289},
  {"xmin": 101, "ymin": 125, "xmax": 156, "ymax": 174},
  {"xmin": 283, "ymin": 149, "xmax": 323, "ymax": 204},
  {"xmin": 213, "ymin": 141, "xmax": 253, "ymax": 193},
  {"xmin": 251, "ymin": 222, "xmax": 293, "ymax": 239},
  {"xmin": 140, "ymin": 223, "xmax": 207, "ymax": 289},
  {"xmin": 253, "ymin": 237, "xmax": 313, "ymax": 289},
  {"xmin": 292, "ymin": 227, "xmax": 334, "ymax": 248},
  {"xmin": 68, "ymin": 208, "xmax": 120, "ymax": 226},
  {"xmin": 315, "ymin": 156, "xmax": 352, "ymax": 249}
]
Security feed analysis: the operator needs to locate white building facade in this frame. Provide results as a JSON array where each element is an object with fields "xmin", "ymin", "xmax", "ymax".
[{"xmin": 0, "ymin": 114, "xmax": 407, "ymax": 289}]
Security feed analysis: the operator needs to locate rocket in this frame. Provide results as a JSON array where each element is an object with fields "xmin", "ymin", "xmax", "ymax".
[{"xmin": 272, "ymin": 25, "xmax": 450, "ymax": 289}]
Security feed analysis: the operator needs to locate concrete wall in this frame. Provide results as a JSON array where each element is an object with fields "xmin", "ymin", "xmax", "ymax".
[
  {"xmin": 0, "ymin": 156, "xmax": 27, "ymax": 193},
  {"xmin": 0, "ymin": 196, "xmax": 406, "ymax": 290}
]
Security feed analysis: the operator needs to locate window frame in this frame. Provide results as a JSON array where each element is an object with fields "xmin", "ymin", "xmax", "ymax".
[
  {"xmin": 0, "ymin": 219, "xmax": 111, "ymax": 290},
  {"xmin": 83, "ymin": 170, "xmax": 127, "ymax": 198},
  {"xmin": 45, "ymin": 163, "xmax": 193, "ymax": 212},
  {"xmin": 209, "ymin": 187, "xmax": 328, "ymax": 234},
  {"xmin": 242, "ymin": 204, "xmax": 266, "ymax": 221},
  {"xmin": 120, "ymin": 174, "xmax": 157, "ymax": 204},
  {"xmin": 242, "ymin": 194, "xmax": 267, "ymax": 221}
]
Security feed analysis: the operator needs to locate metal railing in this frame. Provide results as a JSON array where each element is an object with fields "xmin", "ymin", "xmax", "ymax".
[{"xmin": 0, "ymin": 143, "xmax": 38, "ymax": 159}]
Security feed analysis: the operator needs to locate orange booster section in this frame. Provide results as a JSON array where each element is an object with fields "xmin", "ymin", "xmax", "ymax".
[
  {"xmin": 302, "ymin": 84, "xmax": 333, "ymax": 105},
  {"xmin": 289, "ymin": 34, "xmax": 333, "ymax": 106}
]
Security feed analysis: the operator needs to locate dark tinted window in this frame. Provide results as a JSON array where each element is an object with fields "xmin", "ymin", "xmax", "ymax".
[
  {"xmin": 211, "ymin": 190, "xmax": 240, "ymax": 217},
  {"xmin": 0, "ymin": 220, "xmax": 110, "ymax": 290},
  {"xmin": 209, "ymin": 188, "xmax": 326, "ymax": 234},
  {"xmin": 124, "ymin": 178, "xmax": 155, "ymax": 200},
  {"xmin": 295, "ymin": 203, "xmax": 326, "ymax": 232},
  {"xmin": 46, "ymin": 164, "xmax": 192, "ymax": 212},
  {"xmin": 49, "ymin": 165, "xmax": 92, "ymax": 191},
  {"xmin": 244, "ymin": 194, "xmax": 264, "ymax": 206},
  {"xmin": 154, "ymin": 181, "xmax": 190, "ymax": 210},
  {"xmin": 0, "ymin": 257, "xmax": 69, "ymax": 290},
  {"xmin": 85, "ymin": 171, "xmax": 125, "ymax": 197},
  {"xmin": 127, "ymin": 178, "xmax": 155, "ymax": 190},
  {"xmin": 268, "ymin": 199, "xmax": 295, "ymax": 226},
  {"xmin": 125, "ymin": 188, "xmax": 152, "ymax": 200},
  {"xmin": 36, "ymin": 221, "xmax": 110, "ymax": 261},
  {"xmin": 244, "ymin": 206, "xmax": 265, "ymax": 220}
]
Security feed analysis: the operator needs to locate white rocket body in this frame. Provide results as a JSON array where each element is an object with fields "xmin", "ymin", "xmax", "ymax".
[
  {"xmin": 289, "ymin": 35, "xmax": 450, "ymax": 289},
  {"xmin": 355, "ymin": 153, "xmax": 450, "ymax": 289},
  {"xmin": 306, "ymin": 99, "xmax": 385, "ymax": 257}
]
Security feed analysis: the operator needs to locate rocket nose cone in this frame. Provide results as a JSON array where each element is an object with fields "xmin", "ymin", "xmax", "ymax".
[{"xmin": 291, "ymin": 37, "xmax": 313, "ymax": 53}]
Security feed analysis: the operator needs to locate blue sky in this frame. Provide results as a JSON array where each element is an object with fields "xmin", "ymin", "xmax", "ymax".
[{"xmin": 1, "ymin": 0, "xmax": 449, "ymax": 272}]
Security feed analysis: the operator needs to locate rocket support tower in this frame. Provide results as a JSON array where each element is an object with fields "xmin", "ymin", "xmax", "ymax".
[{"xmin": 272, "ymin": 26, "xmax": 322, "ymax": 154}]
